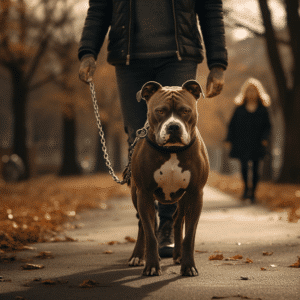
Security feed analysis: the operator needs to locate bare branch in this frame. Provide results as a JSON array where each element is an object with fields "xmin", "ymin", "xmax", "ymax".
[{"xmin": 29, "ymin": 74, "xmax": 56, "ymax": 91}]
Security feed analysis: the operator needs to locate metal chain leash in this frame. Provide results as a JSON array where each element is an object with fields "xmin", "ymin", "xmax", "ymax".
[{"xmin": 89, "ymin": 81, "xmax": 149, "ymax": 185}]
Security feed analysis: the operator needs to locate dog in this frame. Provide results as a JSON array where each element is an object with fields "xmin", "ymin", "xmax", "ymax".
[{"xmin": 128, "ymin": 80, "xmax": 209, "ymax": 276}]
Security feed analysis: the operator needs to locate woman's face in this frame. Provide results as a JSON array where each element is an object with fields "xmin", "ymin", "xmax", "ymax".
[{"xmin": 245, "ymin": 85, "xmax": 259, "ymax": 104}]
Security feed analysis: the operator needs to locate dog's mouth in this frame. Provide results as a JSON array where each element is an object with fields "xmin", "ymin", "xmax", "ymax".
[{"xmin": 163, "ymin": 135, "xmax": 186, "ymax": 147}]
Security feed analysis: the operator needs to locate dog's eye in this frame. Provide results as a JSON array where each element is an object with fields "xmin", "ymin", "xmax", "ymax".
[
  {"xmin": 182, "ymin": 109, "xmax": 190, "ymax": 115},
  {"xmin": 156, "ymin": 110, "xmax": 164, "ymax": 115}
]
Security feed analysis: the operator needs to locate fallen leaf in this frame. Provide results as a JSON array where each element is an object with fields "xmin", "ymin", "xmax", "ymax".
[
  {"xmin": 21, "ymin": 263, "xmax": 44, "ymax": 270},
  {"xmin": 107, "ymin": 241, "xmax": 119, "ymax": 245},
  {"xmin": 209, "ymin": 254, "xmax": 224, "ymax": 261},
  {"xmin": 225, "ymin": 255, "xmax": 243, "ymax": 261},
  {"xmin": 41, "ymin": 279, "xmax": 57, "ymax": 285},
  {"xmin": 245, "ymin": 258, "xmax": 253, "ymax": 264},
  {"xmin": 261, "ymin": 267, "xmax": 267, "ymax": 271},
  {"xmin": 195, "ymin": 250, "xmax": 208, "ymax": 253},
  {"xmin": 103, "ymin": 250, "xmax": 113, "ymax": 254},
  {"xmin": 34, "ymin": 251, "xmax": 54, "ymax": 259},
  {"xmin": 22, "ymin": 246, "xmax": 37, "ymax": 251},
  {"xmin": 79, "ymin": 279, "xmax": 98, "ymax": 288},
  {"xmin": 125, "ymin": 236, "xmax": 136, "ymax": 243},
  {"xmin": 289, "ymin": 256, "xmax": 300, "ymax": 268},
  {"xmin": 269, "ymin": 264, "xmax": 277, "ymax": 268},
  {"xmin": 232, "ymin": 254, "xmax": 243, "ymax": 260},
  {"xmin": 262, "ymin": 251, "xmax": 273, "ymax": 256}
]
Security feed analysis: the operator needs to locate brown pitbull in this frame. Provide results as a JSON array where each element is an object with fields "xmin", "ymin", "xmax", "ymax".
[{"xmin": 128, "ymin": 80, "xmax": 209, "ymax": 276}]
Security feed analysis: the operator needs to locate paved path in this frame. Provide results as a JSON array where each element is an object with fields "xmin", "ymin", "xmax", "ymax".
[{"xmin": 1, "ymin": 186, "xmax": 299, "ymax": 300}]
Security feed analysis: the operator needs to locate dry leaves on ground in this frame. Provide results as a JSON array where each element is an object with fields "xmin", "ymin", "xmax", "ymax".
[
  {"xmin": 225, "ymin": 254, "xmax": 243, "ymax": 261},
  {"xmin": 21, "ymin": 263, "xmax": 44, "ymax": 270},
  {"xmin": 34, "ymin": 251, "xmax": 54, "ymax": 259},
  {"xmin": 107, "ymin": 241, "xmax": 120, "ymax": 245},
  {"xmin": 262, "ymin": 251, "xmax": 273, "ymax": 256},
  {"xmin": 289, "ymin": 256, "xmax": 300, "ymax": 268},
  {"xmin": 209, "ymin": 254, "xmax": 224, "ymax": 261},
  {"xmin": 207, "ymin": 171, "xmax": 300, "ymax": 222},
  {"xmin": 79, "ymin": 279, "xmax": 98, "ymax": 288},
  {"xmin": 125, "ymin": 236, "xmax": 136, "ymax": 243},
  {"xmin": 0, "ymin": 174, "xmax": 130, "ymax": 253}
]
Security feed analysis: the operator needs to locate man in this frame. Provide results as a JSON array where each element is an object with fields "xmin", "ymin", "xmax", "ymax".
[{"xmin": 78, "ymin": 0, "xmax": 228, "ymax": 258}]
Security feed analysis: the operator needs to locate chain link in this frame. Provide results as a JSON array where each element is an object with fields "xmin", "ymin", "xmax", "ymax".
[{"xmin": 89, "ymin": 81, "xmax": 149, "ymax": 185}]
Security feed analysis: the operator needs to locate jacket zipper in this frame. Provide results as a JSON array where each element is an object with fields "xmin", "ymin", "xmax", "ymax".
[
  {"xmin": 126, "ymin": 0, "xmax": 132, "ymax": 65},
  {"xmin": 171, "ymin": 0, "xmax": 182, "ymax": 61}
]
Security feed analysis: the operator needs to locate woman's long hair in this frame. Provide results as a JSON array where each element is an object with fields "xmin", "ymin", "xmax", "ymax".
[{"xmin": 234, "ymin": 78, "xmax": 271, "ymax": 107}]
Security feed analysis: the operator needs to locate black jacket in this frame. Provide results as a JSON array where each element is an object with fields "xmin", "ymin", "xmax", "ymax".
[
  {"xmin": 226, "ymin": 105, "xmax": 271, "ymax": 161},
  {"xmin": 78, "ymin": 0, "xmax": 228, "ymax": 68}
]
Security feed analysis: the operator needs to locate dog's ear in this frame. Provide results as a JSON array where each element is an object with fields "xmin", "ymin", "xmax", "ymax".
[
  {"xmin": 136, "ymin": 81, "xmax": 162, "ymax": 102},
  {"xmin": 182, "ymin": 80, "xmax": 204, "ymax": 100}
]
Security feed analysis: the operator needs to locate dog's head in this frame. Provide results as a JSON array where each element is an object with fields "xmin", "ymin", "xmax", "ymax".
[{"xmin": 137, "ymin": 80, "xmax": 204, "ymax": 147}]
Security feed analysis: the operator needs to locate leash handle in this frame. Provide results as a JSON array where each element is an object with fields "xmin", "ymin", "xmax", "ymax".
[{"xmin": 89, "ymin": 81, "xmax": 149, "ymax": 184}]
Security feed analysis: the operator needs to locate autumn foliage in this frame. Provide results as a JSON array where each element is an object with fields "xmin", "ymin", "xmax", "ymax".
[{"xmin": 0, "ymin": 174, "xmax": 129, "ymax": 253}]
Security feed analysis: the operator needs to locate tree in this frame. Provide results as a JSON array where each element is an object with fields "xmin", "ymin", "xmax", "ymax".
[
  {"xmin": 0, "ymin": 0, "xmax": 76, "ymax": 180},
  {"xmin": 258, "ymin": 0, "xmax": 300, "ymax": 183},
  {"xmin": 224, "ymin": 0, "xmax": 300, "ymax": 183}
]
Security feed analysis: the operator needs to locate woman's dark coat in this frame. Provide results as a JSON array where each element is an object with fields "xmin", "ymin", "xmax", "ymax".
[
  {"xmin": 226, "ymin": 105, "xmax": 271, "ymax": 161},
  {"xmin": 78, "ymin": 0, "xmax": 228, "ymax": 68}
]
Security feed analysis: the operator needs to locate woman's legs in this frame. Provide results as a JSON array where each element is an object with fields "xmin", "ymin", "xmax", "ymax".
[
  {"xmin": 240, "ymin": 159, "xmax": 249, "ymax": 199},
  {"xmin": 250, "ymin": 160, "xmax": 260, "ymax": 202}
]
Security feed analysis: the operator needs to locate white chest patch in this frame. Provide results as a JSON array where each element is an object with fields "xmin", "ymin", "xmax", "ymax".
[{"xmin": 154, "ymin": 154, "xmax": 191, "ymax": 200}]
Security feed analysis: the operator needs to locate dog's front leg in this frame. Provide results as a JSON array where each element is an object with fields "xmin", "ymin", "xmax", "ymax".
[
  {"xmin": 137, "ymin": 189, "xmax": 161, "ymax": 276},
  {"xmin": 181, "ymin": 190, "xmax": 203, "ymax": 276}
]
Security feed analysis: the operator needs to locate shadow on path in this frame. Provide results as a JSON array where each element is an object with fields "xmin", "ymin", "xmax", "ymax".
[{"xmin": 1, "ymin": 259, "xmax": 184, "ymax": 300}]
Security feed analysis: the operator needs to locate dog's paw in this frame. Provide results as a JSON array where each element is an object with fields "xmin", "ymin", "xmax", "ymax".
[
  {"xmin": 180, "ymin": 265, "xmax": 198, "ymax": 276},
  {"xmin": 143, "ymin": 265, "xmax": 162, "ymax": 276},
  {"xmin": 128, "ymin": 257, "xmax": 145, "ymax": 267}
]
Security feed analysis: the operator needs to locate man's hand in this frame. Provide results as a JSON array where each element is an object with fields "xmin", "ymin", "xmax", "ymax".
[
  {"xmin": 206, "ymin": 66, "xmax": 225, "ymax": 98},
  {"xmin": 79, "ymin": 55, "xmax": 96, "ymax": 83}
]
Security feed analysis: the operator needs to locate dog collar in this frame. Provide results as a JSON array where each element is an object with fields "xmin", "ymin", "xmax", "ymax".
[{"xmin": 145, "ymin": 136, "xmax": 196, "ymax": 154}]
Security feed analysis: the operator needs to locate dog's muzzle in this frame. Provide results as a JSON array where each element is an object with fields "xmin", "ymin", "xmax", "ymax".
[{"xmin": 157, "ymin": 116, "xmax": 190, "ymax": 146}]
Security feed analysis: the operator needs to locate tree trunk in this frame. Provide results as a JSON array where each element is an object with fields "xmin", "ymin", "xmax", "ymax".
[
  {"xmin": 277, "ymin": 87, "xmax": 300, "ymax": 183},
  {"xmin": 59, "ymin": 104, "xmax": 82, "ymax": 176},
  {"xmin": 12, "ymin": 68, "xmax": 30, "ymax": 180}
]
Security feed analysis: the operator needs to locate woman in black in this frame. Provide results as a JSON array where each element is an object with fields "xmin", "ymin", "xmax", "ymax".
[{"xmin": 225, "ymin": 78, "xmax": 271, "ymax": 203}]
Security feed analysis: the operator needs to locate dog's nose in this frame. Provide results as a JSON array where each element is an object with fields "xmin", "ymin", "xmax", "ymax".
[{"xmin": 167, "ymin": 124, "xmax": 180, "ymax": 134}]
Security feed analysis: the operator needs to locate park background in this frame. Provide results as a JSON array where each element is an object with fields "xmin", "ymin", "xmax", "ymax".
[{"xmin": 1, "ymin": 0, "xmax": 300, "ymax": 252}]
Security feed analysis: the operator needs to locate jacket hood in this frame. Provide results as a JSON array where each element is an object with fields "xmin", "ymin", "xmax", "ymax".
[{"xmin": 234, "ymin": 78, "xmax": 271, "ymax": 107}]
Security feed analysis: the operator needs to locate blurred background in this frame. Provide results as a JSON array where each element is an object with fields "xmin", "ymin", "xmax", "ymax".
[{"xmin": 0, "ymin": 0, "xmax": 299, "ymax": 184}]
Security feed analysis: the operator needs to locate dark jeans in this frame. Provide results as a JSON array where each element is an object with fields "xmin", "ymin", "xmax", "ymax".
[{"xmin": 115, "ymin": 57, "xmax": 198, "ymax": 224}]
